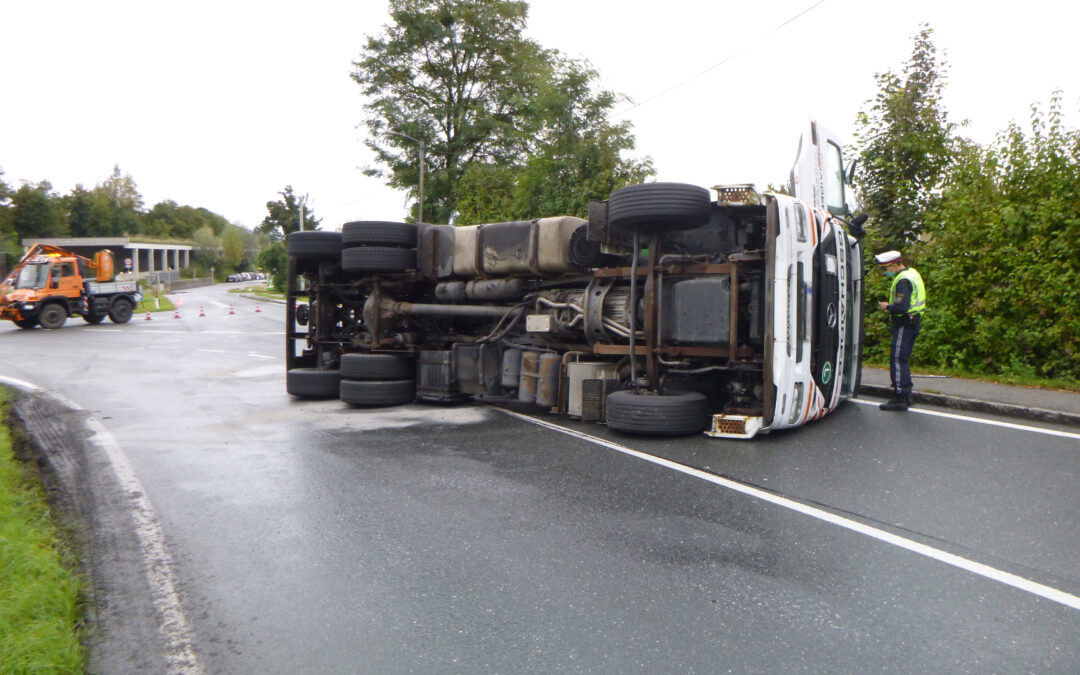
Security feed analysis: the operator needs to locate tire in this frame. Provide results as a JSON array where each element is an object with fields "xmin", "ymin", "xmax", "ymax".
[
  {"xmin": 340, "ymin": 353, "xmax": 415, "ymax": 380},
  {"xmin": 342, "ymin": 221, "xmax": 418, "ymax": 248},
  {"xmin": 341, "ymin": 247, "xmax": 416, "ymax": 274},
  {"xmin": 38, "ymin": 303, "xmax": 68, "ymax": 330},
  {"xmin": 286, "ymin": 368, "xmax": 342, "ymax": 398},
  {"xmin": 608, "ymin": 182, "xmax": 712, "ymax": 234},
  {"xmin": 340, "ymin": 379, "xmax": 416, "ymax": 407},
  {"xmin": 108, "ymin": 298, "xmax": 134, "ymax": 324},
  {"xmin": 605, "ymin": 389, "xmax": 710, "ymax": 436},
  {"xmin": 83, "ymin": 313, "xmax": 106, "ymax": 325},
  {"xmin": 288, "ymin": 230, "xmax": 343, "ymax": 258},
  {"xmin": 14, "ymin": 317, "xmax": 38, "ymax": 329}
]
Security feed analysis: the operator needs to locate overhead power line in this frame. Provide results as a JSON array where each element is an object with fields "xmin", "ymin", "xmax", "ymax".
[{"xmin": 615, "ymin": 0, "xmax": 827, "ymax": 117}]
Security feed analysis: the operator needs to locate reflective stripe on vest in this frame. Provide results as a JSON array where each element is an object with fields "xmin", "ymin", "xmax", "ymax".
[{"xmin": 891, "ymin": 267, "xmax": 926, "ymax": 314}]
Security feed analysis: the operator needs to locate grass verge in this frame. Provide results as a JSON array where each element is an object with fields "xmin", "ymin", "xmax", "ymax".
[
  {"xmin": 0, "ymin": 388, "xmax": 85, "ymax": 673},
  {"xmin": 136, "ymin": 293, "xmax": 175, "ymax": 313},
  {"xmin": 228, "ymin": 284, "xmax": 285, "ymax": 301}
]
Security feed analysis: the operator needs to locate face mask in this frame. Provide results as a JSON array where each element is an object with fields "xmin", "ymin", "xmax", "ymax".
[{"xmin": 884, "ymin": 270, "xmax": 897, "ymax": 279}]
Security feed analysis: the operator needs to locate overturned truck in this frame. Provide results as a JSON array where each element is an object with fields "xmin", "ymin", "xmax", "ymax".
[{"xmin": 286, "ymin": 122, "xmax": 865, "ymax": 438}]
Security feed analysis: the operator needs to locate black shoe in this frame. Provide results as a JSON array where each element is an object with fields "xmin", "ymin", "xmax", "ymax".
[{"xmin": 880, "ymin": 395, "xmax": 908, "ymax": 411}]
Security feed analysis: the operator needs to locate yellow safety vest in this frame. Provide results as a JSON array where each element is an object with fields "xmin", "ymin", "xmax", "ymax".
[{"xmin": 890, "ymin": 267, "xmax": 926, "ymax": 315}]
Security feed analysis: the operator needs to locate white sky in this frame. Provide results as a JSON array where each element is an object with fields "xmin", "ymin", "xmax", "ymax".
[{"xmin": 1, "ymin": 0, "xmax": 1076, "ymax": 231}]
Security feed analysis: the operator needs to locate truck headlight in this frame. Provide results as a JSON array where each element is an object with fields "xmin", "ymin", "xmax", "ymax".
[{"xmin": 20, "ymin": 303, "xmax": 35, "ymax": 311}]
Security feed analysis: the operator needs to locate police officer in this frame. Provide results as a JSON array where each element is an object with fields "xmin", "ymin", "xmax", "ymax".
[{"xmin": 875, "ymin": 250, "xmax": 926, "ymax": 411}]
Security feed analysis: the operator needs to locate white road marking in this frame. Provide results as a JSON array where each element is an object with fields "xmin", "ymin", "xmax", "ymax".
[
  {"xmin": 136, "ymin": 329, "xmax": 281, "ymax": 335},
  {"xmin": 850, "ymin": 398, "xmax": 1080, "ymax": 441},
  {"xmin": 498, "ymin": 408, "xmax": 1080, "ymax": 612},
  {"xmin": 0, "ymin": 376, "xmax": 204, "ymax": 674},
  {"xmin": 197, "ymin": 349, "xmax": 225, "ymax": 354}
]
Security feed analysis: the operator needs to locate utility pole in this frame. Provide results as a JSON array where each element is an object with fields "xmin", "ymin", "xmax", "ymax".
[{"xmin": 386, "ymin": 131, "xmax": 425, "ymax": 223}]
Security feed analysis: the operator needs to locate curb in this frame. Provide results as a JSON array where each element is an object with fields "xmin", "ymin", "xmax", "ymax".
[
  {"xmin": 0, "ymin": 378, "xmax": 203, "ymax": 674},
  {"xmin": 859, "ymin": 384, "xmax": 1080, "ymax": 428}
]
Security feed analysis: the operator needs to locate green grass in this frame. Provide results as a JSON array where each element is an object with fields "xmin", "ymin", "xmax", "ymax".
[
  {"xmin": 0, "ymin": 388, "xmax": 86, "ymax": 674},
  {"xmin": 136, "ymin": 293, "xmax": 175, "ymax": 313},
  {"xmin": 228, "ymin": 285, "xmax": 285, "ymax": 301}
]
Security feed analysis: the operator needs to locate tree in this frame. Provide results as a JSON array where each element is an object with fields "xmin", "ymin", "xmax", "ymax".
[
  {"xmin": 916, "ymin": 93, "xmax": 1080, "ymax": 381},
  {"xmin": 193, "ymin": 225, "xmax": 221, "ymax": 270},
  {"xmin": 853, "ymin": 26, "xmax": 958, "ymax": 249},
  {"xmin": 11, "ymin": 180, "xmax": 67, "ymax": 239},
  {"xmin": 353, "ymin": 0, "xmax": 650, "ymax": 224},
  {"xmin": 64, "ymin": 185, "xmax": 94, "ymax": 237},
  {"xmin": 257, "ymin": 186, "xmax": 320, "ymax": 240},
  {"xmin": 457, "ymin": 58, "xmax": 653, "ymax": 223},
  {"xmin": 221, "ymin": 226, "xmax": 245, "ymax": 271},
  {"xmin": 257, "ymin": 241, "xmax": 288, "ymax": 291},
  {"xmin": 81, "ymin": 165, "xmax": 145, "ymax": 236},
  {"xmin": 0, "ymin": 168, "xmax": 16, "ymax": 259}
]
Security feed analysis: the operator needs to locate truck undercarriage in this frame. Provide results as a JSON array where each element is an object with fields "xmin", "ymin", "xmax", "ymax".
[{"xmin": 284, "ymin": 181, "xmax": 853, "ymax": 438}]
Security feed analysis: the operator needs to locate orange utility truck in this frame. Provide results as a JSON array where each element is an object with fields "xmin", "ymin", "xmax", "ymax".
[{"xmin": 0, "ymin": 244, "xmax": 142, "ymax": 329}]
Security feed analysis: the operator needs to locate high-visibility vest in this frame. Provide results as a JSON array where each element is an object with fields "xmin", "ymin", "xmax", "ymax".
[{"xmin": 890, "ymin": 267, "xmax": 926, "ymax": 315}]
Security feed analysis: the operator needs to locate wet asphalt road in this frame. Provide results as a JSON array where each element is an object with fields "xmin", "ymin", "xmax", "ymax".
[{"xmin": 2, "ymin": 284, "xmax": 1079, "ymax": 673}]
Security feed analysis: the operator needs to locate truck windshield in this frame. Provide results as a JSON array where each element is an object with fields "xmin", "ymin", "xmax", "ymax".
[{"xmin": 15, "ymin": 263, "xmax": 50, "ymax": 289}]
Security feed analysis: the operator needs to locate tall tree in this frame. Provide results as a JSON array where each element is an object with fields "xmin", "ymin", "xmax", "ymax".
[
  {"xmin": 257, "ymin": 186, "xmax": 320, "ymax": 240},
  {"xmin": 193, "ymin": 225, "xmax": 221, "ymax": 269},
  {"xmin": 64, "ymin": 185, "xmax": 94, "ymax": 237},
  {"xmin": 11, "ymin": 180, "xmax": 67, "ymax": 239},
  {"xmin": 353, "ymin": 0, "xmax": 650, "ymax": 224},
  {"xmin": 221, "ymin": 226, "xmax": 245, "ymax": 271},
  {"xmin": 0, "ymin": 168, "xmax": 15, "ymax": 259},
  {"xmin": 853, "ymin": 25, "xmax": 958, "ymax": 248},
  {"xmin": 457, "ymin": 58, "xmax": 653, "ymax": 223}
]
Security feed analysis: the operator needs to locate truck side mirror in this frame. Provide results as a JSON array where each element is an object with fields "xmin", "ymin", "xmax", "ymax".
[{"xmin": 845, "ymin": 159, "xmax": 858, "ymax": 185}]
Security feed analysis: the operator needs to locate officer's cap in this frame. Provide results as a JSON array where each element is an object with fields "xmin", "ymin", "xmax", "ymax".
[{"xmin": 874, "ymin": 250, "xmax": 901, "ymax": 265}]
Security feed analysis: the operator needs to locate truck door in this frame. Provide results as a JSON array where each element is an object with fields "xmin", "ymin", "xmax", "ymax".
[
  {"xmin": 790, "ymin": 120, "xmax": 849, "ymax": 216},
  {"xmin": 56, "ymin": 261, "xmax": 80, "ymax": 295}
]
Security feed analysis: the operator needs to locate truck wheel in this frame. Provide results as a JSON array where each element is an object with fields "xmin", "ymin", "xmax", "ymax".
[
  {"xmin": 83, "ymin": 313, "xmax": 106, "ymax": 325},
  {"xmin": 340, "ymin": 353, "xmax": 415, "ymax": 380},
  {"xmin": 108, "ymin": 299, "xmax": 134, "ymax": 324},
  {"xmin": 340, "ymin": 379, "xmax": 416, "ymax": 407},
  {"xmin": 287, "ymin": 368, "xmax": 342, "ymax": 399},
  {"xmin": 341, "ymin": 247, "xmax": 416, "ymax": 274},
  {"xmin": 608, "ymin": 182, "xmax": 712, "ymax": 234},
  {"xmin": 605, "ymin": 389, "xmax": 710, "ymax": 436},
  {"xmin": 14, "ymin": 317, "xmax": 38, "ymax": 329},
  {"xmin": 38, "ymin": 304, "xmax": 68, "ymax": 330},
  {"xmin": 342, "ymin": 221, "xmax": 418, "ymax": 248},
  {"xmin": 289, "ymin": 231, "xmax": 343, "ymax": 274}
]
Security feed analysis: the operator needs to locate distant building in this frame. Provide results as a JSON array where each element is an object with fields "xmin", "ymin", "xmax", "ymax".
[{"xmin": 20, "ymin": 237, "xmax": 195, "ymax": 282}]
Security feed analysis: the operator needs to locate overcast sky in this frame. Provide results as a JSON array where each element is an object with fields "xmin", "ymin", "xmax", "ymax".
[{"xmin": 1, "ymin": 0, "xmax": 1076, "ymax": 232}]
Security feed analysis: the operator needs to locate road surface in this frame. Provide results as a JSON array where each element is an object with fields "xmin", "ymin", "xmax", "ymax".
[{"xmin": 1, "ymin": 283, "xmax": 1078, "ymax": 673}]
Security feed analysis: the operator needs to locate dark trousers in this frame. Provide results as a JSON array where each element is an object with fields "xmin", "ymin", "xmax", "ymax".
[{"xmin": 889, "ymin": 315, "xmax": 921, "ymax": 395}]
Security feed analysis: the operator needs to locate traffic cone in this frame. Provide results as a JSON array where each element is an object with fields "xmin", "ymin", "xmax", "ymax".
[
  {"xmin": 145, "ymin": 311, "xmax": 152, "ymax": 321},
  {"xmin": 229, "ymin": 304, "xmax": 235, "ymax": 315},
  {"xmin": 199, "ymin": 305, "xmax": 206, "ymax": 317},
  {"xmin": 255, "ymin": 302, "xmax": 261, "ymax": 313},
  {"xmin": 173, "ymin": 308, "xmax": 180, "ymax": 319}
]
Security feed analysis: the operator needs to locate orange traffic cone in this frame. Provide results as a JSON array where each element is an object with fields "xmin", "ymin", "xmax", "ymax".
[
  {"xmin": 255, "ymin": 302, "xmax": 261, "ymax": 313},
  {"xmin": 199, "ymin": 305, "xmax": 206, "ymax": 317},
  {"xmin": 173, "ymin": 308, "xmax": 180, "ymax": 319},
  {"xmin": 145, "ymin": 311, "xmax": 152, "ymax": 321}
]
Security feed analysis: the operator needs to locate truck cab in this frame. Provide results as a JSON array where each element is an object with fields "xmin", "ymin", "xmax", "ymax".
[{"xmin": 1, "ymin": 246, "xmax": 141, "ymax": 329}]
